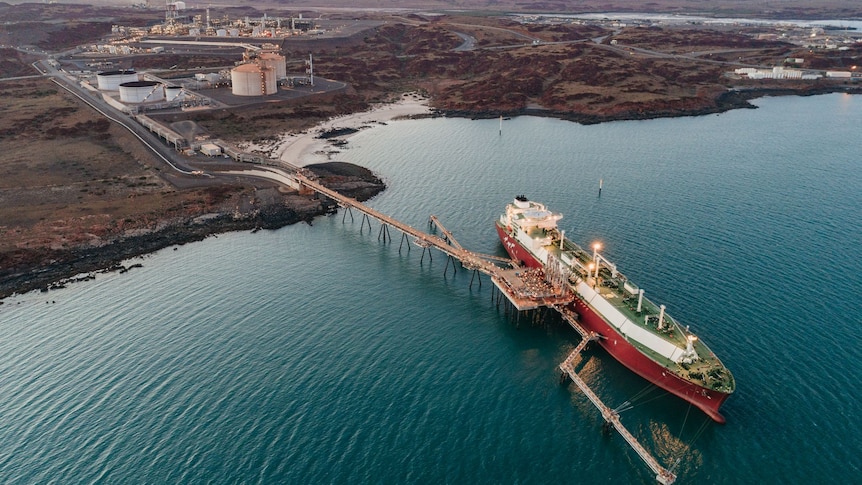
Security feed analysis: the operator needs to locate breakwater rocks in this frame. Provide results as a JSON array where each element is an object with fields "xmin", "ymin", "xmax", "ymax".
[
  {"xmin": 316, "ymin": 127, "xmax": 360, "ymax": 139},
  {"xmin": 305, "ymin": 161, "xmax": 386, "ymax": 202},
  {"xmin": 0, "ymin": 162, "xmax": 385, "ymax": 300}
]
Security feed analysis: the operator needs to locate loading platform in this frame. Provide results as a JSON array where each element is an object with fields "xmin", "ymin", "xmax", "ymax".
[{"xmin": 491, "ymin": 267, "xmax": 573, "ymax": 310}]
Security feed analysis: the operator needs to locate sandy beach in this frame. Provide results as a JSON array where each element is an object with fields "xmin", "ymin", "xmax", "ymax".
[{"xmin": 245, "ymin": 93, "xmax": 432, "ymax": 167}]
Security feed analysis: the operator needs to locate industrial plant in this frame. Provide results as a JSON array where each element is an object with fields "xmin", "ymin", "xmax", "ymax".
[
  {"xmin": 88, "ymin": 68, "xmax": 189, "ymax": 112},
  {"xmin": 46, "ymin": 1, "xmax": 335, "ymax": 115},
  {"xmin": 153, "ymin": 2, "xmax": 318, "ymax": 39},
  {"xmin": 23, "ymin": 3, "xmax": 363, "ymax": 159},
  {"xmin": 78, "ymin": 41, "xmax": 316, "ymax": 114}
]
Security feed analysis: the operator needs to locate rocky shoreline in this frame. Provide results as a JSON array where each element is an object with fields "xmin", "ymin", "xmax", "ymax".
[
  {"xmin": 435, "ymin": 85, "xmax": 862, "ymax": 124},
  {"xmin": 0, "ymin": 162, "xmax": 385, "ymax": 302}
]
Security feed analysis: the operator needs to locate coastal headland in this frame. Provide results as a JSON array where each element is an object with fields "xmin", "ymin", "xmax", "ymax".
[{"xmin": 1, "ymin": 2, "xmax": 861, "ymax": 299}]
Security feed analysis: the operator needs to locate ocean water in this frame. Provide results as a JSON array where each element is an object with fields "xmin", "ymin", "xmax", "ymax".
[{"xmin": 1, "ymin": 93, "xmax": 860, "ymax": 484}]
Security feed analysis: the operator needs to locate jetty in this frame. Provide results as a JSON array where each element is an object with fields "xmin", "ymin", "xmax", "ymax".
[{"xmin": 238, "ymin": 165, "xmax": 677, "ymax": 484}]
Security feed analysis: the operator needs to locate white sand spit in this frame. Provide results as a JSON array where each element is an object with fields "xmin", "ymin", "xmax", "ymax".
[{"xmin": 271, "ymin": 93, "xmax": 431, "ymax": 167}]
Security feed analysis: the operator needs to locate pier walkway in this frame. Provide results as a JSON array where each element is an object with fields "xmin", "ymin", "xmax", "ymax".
[{"xmin": 295, "ymin": 173, "xmax": 506, "ymax": 275}]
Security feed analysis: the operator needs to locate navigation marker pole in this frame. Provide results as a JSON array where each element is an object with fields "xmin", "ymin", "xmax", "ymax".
[
  {"xmin": 599, "ymin": 178, "xmax": 603, "ymax": 197},
  {"xmin": 499, "ymin": 115, "xmax": 503, "ymax": 136}
]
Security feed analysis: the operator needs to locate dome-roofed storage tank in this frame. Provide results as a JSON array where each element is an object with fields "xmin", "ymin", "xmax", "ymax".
[
  {"xmin": 97, "ymin": 70, "xmax": 138, "ymax": 91},
  {"xmin": 230, "ymin": 63, "xmax": 277, "ymax": 96},
  {"xmin": 119, "ymin": 81, "xmax": 165, "ymax": 103},
  {"xmin": 258, "ymin": 52, "xmax": 287, "ymax": 80}
]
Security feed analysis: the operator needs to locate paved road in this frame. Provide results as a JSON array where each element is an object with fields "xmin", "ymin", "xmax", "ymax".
[{"xmin": 452, "ymin": 31, "xmax": 476, "ymax": 52}]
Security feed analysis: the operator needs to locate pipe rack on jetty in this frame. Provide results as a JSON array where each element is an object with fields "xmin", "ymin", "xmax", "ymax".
[{"xmin": 245, "ymin": 166, "xmax": 678, "ymax": 484}]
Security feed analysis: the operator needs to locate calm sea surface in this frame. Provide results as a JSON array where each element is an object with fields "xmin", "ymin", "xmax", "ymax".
[{"xmin": 1, "ymin": 94, "xmax": 860, "ymax": 484}]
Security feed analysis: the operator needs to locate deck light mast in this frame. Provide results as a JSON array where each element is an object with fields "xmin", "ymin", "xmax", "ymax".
[{"xmin": 592, "ymin": 242, "xmax": 602, "ymax": 279}]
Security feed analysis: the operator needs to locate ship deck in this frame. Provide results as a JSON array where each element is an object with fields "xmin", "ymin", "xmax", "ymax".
[
  {"xmin": 587, "ymin": 276, "xmax": 724, "ymax": 378},
  {"xmin": 543, "ymin": 238, "xmax": 734, "ymax": 394}
]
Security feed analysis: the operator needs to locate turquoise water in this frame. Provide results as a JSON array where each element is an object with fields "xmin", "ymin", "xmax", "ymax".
[{"xmin": 1, "ymin": 94, "xmax": 860, "ymax": 484}]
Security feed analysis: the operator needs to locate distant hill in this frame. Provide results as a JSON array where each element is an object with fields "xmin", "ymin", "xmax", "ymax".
[{"xmin": 1, "ymin": 0, "xmax": 858, "ymax": 19}]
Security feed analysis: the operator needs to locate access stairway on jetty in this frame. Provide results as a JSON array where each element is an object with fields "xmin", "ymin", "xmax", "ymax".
[{"xmin": 242, "ymin": 167, "xmax": 678, "ymax": 484}]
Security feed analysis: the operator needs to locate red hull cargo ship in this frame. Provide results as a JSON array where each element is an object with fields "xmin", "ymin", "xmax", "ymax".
[{"xmin": 496, "ymin": 196, "xmax": 735, "ymax": 423}]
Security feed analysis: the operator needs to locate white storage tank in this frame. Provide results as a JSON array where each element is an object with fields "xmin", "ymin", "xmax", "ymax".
[
  {"xmin": 165, "ymin": 86, "xmax": 184, "ymax": 101},
  {"xmin": 97, "ymin": 70, "xmax": 138, "ymax": 90},
  {"xmin": 119, "ymin": 81, "xmax": 165, "ymax": 103},
  {"xmin": 229, "ymin": 28, "xmax": 240, "ymax": 37},
  {"xmin": 230, "ymin": 63, "xmax": 277, "ymax": 96},
  {"xmin": 259, "ymin": 52, "xmax": 287, "ymax": 80},
  {"xmin": 188, "ymin": 27, "xmax": 200, "ymax": 36},
  {"xmin": 216, "ymin": 29, "xmax": 227, "ymax": 37}
]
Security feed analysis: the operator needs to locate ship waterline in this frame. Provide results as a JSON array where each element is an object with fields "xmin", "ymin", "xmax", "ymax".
[{"xmin": 495, "ymin": 196, "xmax": 734, "ymax": 423}]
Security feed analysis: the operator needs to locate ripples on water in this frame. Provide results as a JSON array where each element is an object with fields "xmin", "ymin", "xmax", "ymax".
[{"xmin": 1, "ymin": 94, "xmax": 860, "ymax": 484}]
